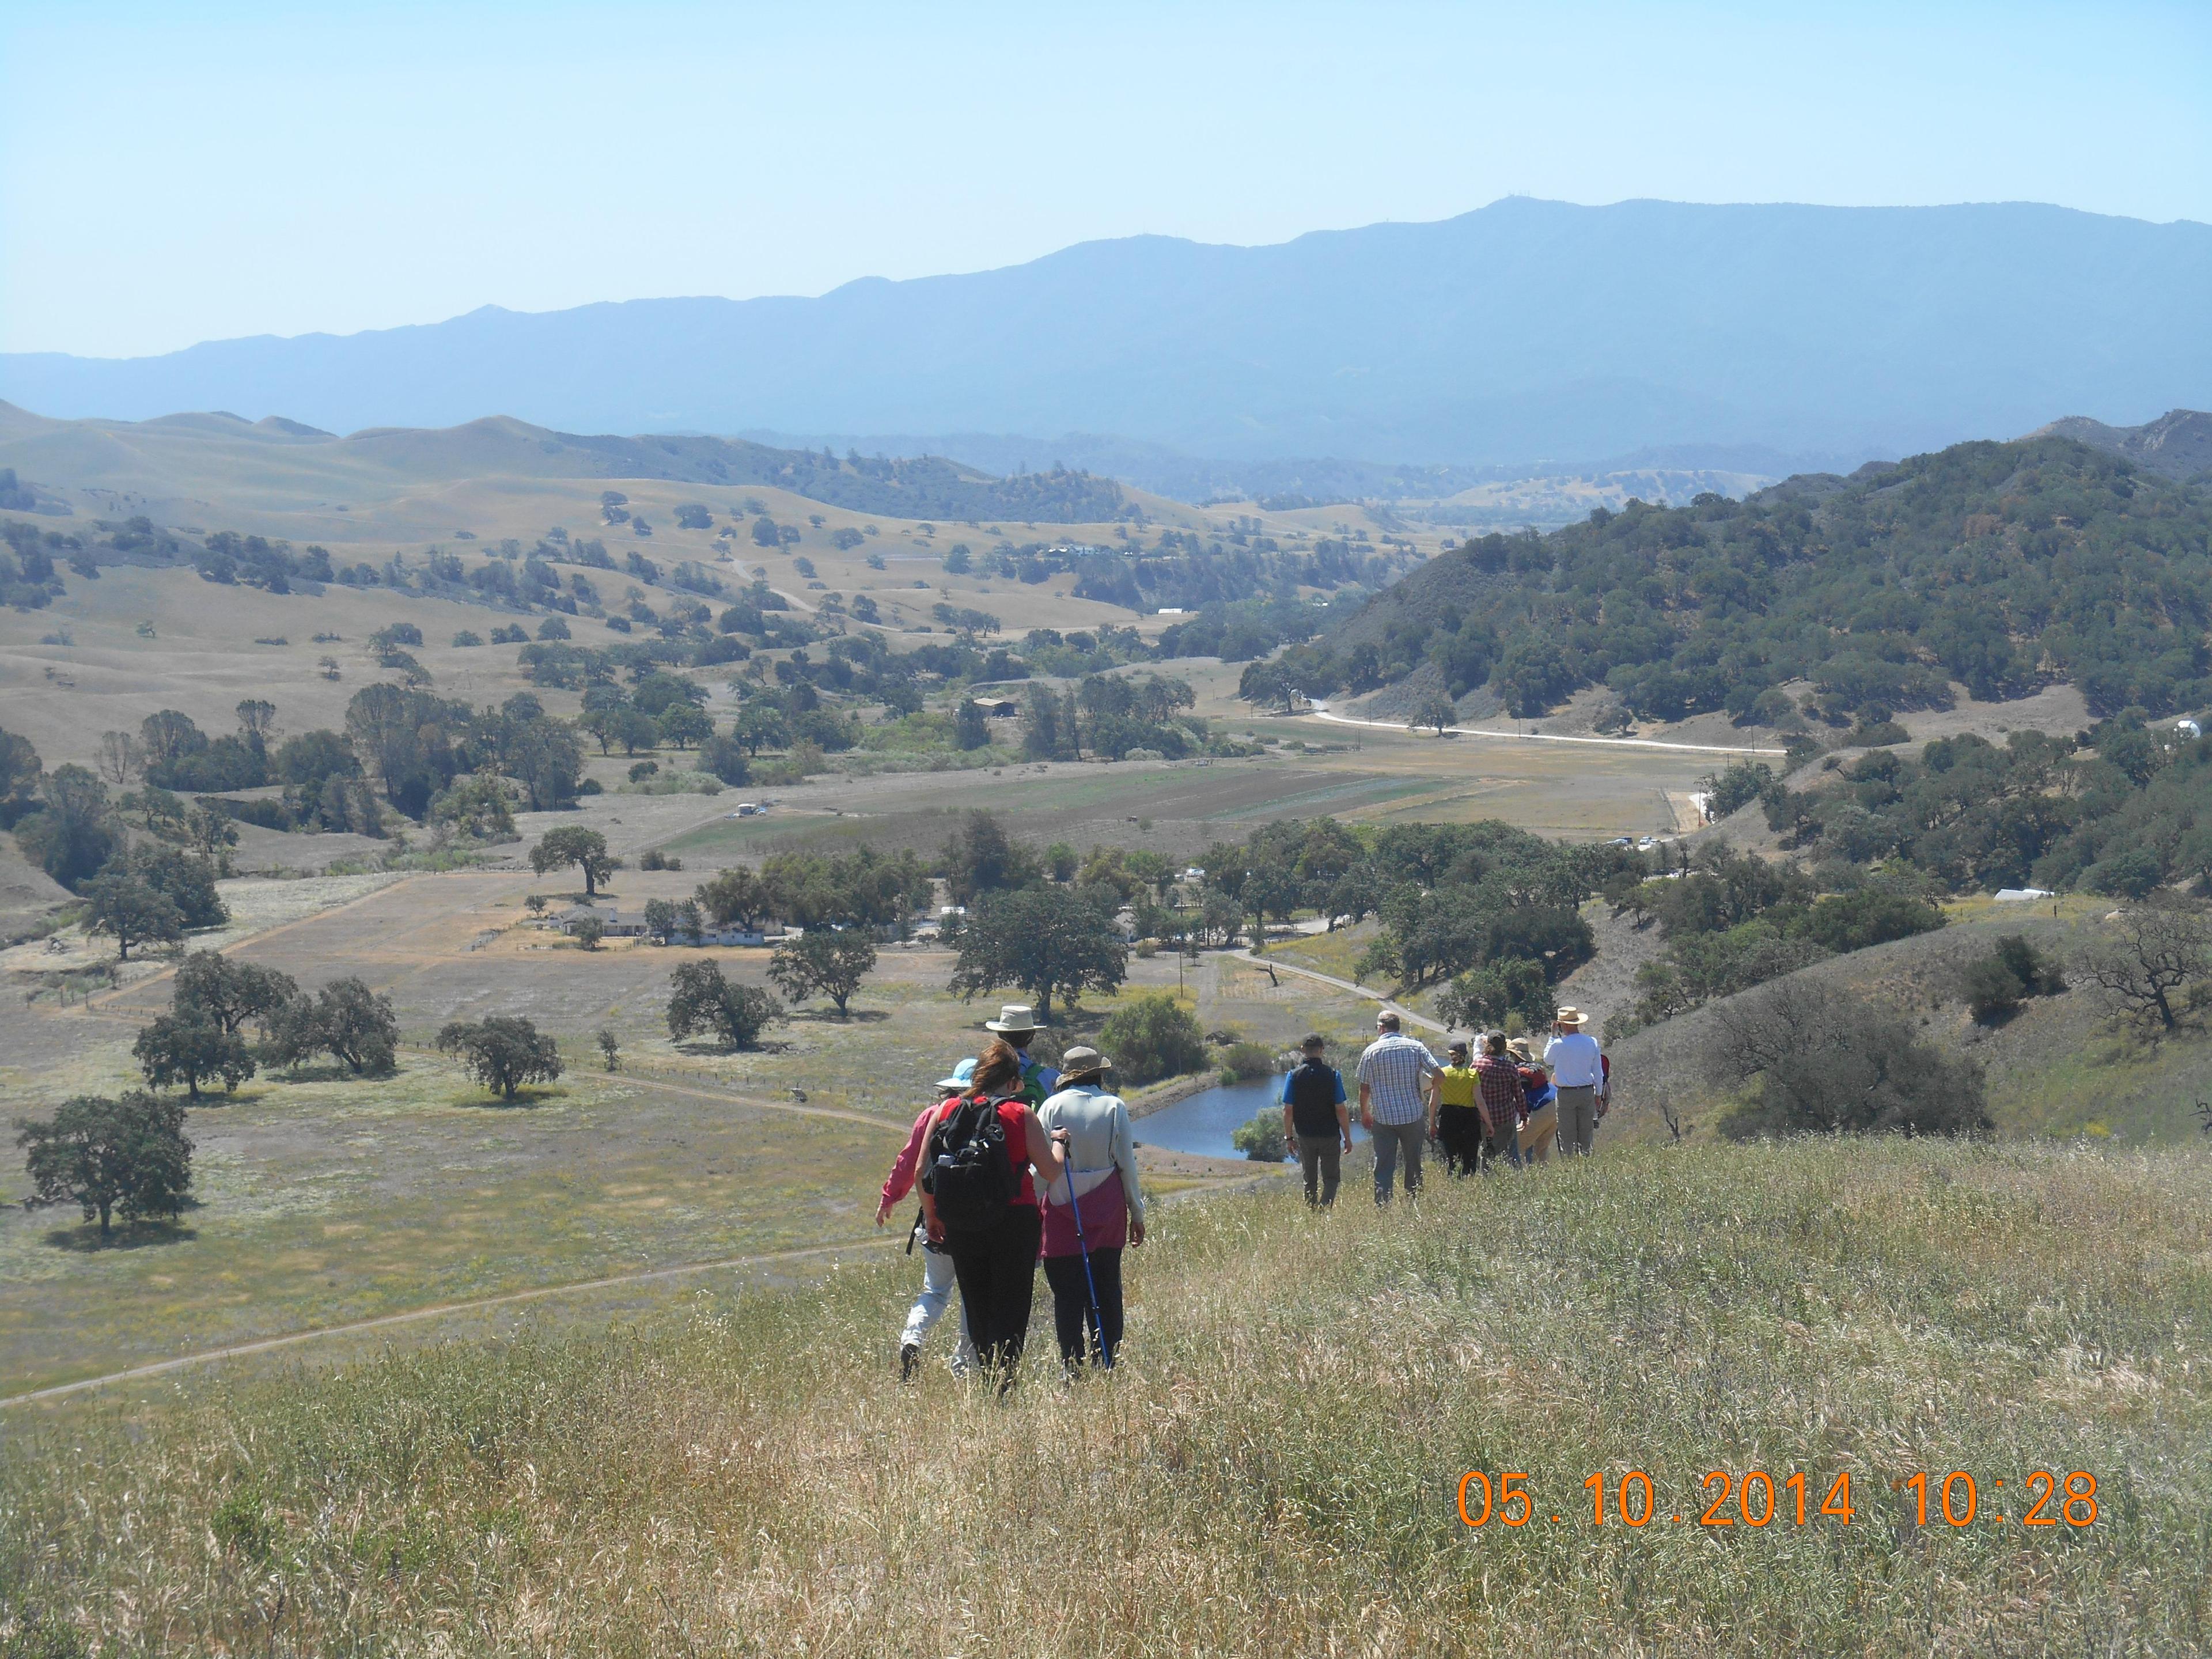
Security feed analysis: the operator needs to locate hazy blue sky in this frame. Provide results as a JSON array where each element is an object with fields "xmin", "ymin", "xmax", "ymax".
[{"xmin": 5, "ymin": 1, "xmax": 2207, "ymax": 358}]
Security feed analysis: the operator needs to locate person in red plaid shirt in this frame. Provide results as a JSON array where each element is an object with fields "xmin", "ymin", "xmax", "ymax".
[{"xmin": 1472, "ymin": 1031, "xmax": 1526, "ymax": 1171}]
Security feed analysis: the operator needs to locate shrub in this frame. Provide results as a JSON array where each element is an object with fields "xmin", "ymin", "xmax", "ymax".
[
  {"xmin": 1218, "ymin": 1041, "xmax": 1276, "ymax": 1082},
  {"xmin": 1959, "ymin": 933, "xmax": 2067, "ymax": 1023},
  {"xmin": 1230, "ymin": 1111, "xmax": 1287, "ymax": 1162},
  {"xmin": 1797, "ymin": 889, "xmax": 1945, "ymax": 953},
  {"xmin": 1713, "ymin": 980, "xmax": 1990, "ymax": 1138},
  {"xmin": 1097, "ymin": 993, "xmax": 1207, "ymax": 1085}
]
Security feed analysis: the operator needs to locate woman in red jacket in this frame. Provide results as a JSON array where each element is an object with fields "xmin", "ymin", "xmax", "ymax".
[{"xmin": 917, "ymin": 1039, "xmax": 1066, "ymax": 1392}]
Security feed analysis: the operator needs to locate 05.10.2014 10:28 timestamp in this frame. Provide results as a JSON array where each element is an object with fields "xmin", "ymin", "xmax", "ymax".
[{"xmin": 1456, "ymin": 1470, "xmax": 2100, "ymax": 1529}]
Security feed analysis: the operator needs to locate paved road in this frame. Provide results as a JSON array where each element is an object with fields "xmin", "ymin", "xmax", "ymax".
[{"xmin": 1307, "ymin": 700, "xmax": 1785, "ymax": 759}]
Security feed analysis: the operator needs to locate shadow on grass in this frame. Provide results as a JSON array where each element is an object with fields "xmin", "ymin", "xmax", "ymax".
[
  {"xmin": 273, "ymin": 1062, "xmax": 397, "ymax": 1085},
  {"xmin": 786, "ymin": 1009, "xmax": 891, "ymax": 1024},
  {"xmin": 41, "ymin": 1213, "xmax": 200, "ymax": 1252},
  {"xmin": 670, "ymin": 1040, "xmax": 787, "ymax": 1057},
  {"xmin": 453, "ymin": 1085, "xmax": 569, "ymax": 1109}
]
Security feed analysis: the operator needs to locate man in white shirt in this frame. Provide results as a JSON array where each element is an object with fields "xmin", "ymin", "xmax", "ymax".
[{"xmin": 1543, "ymin": 1006, "xmax": 1604, "ymax": 1157}]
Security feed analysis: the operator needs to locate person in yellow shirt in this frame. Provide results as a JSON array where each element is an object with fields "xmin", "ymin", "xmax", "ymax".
[{"xmin": 1433, "ymin": 1039, "xmax": 1488, "ymax": 1175}]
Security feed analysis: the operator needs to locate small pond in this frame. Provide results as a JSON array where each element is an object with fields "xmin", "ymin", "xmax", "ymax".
[{"xmin": 1130, "ymin": 1075, "xmax": 1371, "ymax": 1161}]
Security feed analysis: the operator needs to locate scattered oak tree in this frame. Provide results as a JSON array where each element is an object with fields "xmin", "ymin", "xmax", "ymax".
[
  {"xmin": 438, "ymin": 1015, "xmax": 563, "ymax": 1101},
  {"xmin": 172, "ymin": 950, "xmax": 297, "ymax": 1038},
  {"xmin": 2080, "ymin": 903, "xmax": 2211, "ymax": 1038},
  {"xmin": 949, "ymin": 884, "xmax": 1127, "ymax": 1022},
  {"xmin": 768, "ymin": 929, "xmax": 876, "ymax": 1017},
  {"xmin": 83, "ymin": 873, "xmax": 183, "ymax": 961},
  {"xmin": 15, "ymin": 763, "xmax": 119, "ymax": 888},
  {"xmin": 134, "ymin": 1014, "xmax": 255, "ymax": 1099},
  {"xmin": 531, "ymin": 825, "xmax": 620, "ymax": 896},
  {"xmin": 1411, "ymin": 694, "xmax": 1458, "ymax": 736},
  {"xmin": 16, "ymin": 1091, "xmax": 192, "ymax": 1239},
  {"xmin": 696, "ymin": 866, "xmax": 770, "ymax": 930},
  {"xmin": 268, "ymin": 978, "xmax": 399, "ymax": 1074},
  {"xmin": 666, "ymin": 960, "xmax": 784, "ymax": 1050}
]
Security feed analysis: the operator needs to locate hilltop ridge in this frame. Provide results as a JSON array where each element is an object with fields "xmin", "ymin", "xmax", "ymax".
[{"xmin": 2031, "ymin": 408, "xmax": 2212, "ymax": 480}]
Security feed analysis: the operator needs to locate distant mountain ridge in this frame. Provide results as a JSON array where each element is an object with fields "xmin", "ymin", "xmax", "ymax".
[
  {"xmin": 5, "ymin": 198, "xmax": 2208, "ymax": 467},
  {"xmin": 2029, "ymin": 409, "xmax": 2212, "ymax": 480}
]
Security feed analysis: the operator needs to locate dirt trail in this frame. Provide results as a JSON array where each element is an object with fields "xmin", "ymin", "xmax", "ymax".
[
  {"xmin": 0, "ymin": 1236, "xmax": 898, "ymax": 1410},
  {"xmin": 1230, "ymin": 948, "xmax": 1449, "ymax": 1034}
]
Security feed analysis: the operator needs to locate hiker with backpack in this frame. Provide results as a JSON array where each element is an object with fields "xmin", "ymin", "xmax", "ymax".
[
  {"xmin": 876, "ymin": 1059, "xmax": 981, "ymax": 1381},
  {"xmin": 918, "ymin": 1038, "xmax": 1069, "ymax": 1392},
  {"xmin": 1036, "ymin": 1046, "xmax": 1145, "ymax": 1373}
]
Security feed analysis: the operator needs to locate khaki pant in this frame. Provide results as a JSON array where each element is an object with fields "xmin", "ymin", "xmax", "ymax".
[
  {"xmin": 1556, "ymin": 1085, "xmax": 1597, "ymax": 1157},
  {"xmin": 1517, "ymin": 1102, "xmax": 1556, "ymax": 1165}
]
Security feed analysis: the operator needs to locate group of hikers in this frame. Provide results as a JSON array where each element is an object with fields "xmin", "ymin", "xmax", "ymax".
[
  {"xmin": 874, "ymin": 1001, "xmax": 1606, "ymax": 1392},
  {"xmin": 1282, "ymin": 1006, "xmax": 1609, "ymax": 1205}
]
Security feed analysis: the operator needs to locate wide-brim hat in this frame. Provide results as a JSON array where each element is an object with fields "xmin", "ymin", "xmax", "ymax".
[
  {"xmin": 1555, "ymin": 1006, "xmax": 1588, "ymax": 1028},
  {"xmin": 1059, "ymin": 1045, "xmax": 1111, "ymax": 1077},
  {"xmin": 1506, "ymin": 1037, "xmax": 1536, "ymax": 1060},
  {"xmin": 984, "ymin": 1003, "xmax": 1040, "ymax": 1034},
  {"xmin": 934, "ymin": 1057, "xmax": 977, "ymax": 1092}
]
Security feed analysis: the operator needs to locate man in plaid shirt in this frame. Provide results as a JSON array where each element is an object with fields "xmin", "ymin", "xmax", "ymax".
[
  {"xmin": 1356, "ymin": 1010, "xmax": 1439, "ymax": 1204},
  {"xmin": 1473, "ymin": 1031, "xmax": 1526, "ymax": 1169}
]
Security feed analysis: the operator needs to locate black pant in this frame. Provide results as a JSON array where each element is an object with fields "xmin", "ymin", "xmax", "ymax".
[
  {"xmin": 943, "ymin": 1205, "xmax": 1044, "ymax": 1387},
  {"xmin": 1437, "ymin": 1104, "xmax": 1487, "ymax": 1176},
  {"xmin": 1043, "ymin": 1247, "xmax": 1124, "ymax": 1369}
]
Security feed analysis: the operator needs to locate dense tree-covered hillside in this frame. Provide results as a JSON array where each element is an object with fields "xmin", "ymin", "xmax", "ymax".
[{"xmin": 1286, "ymin": 437, "xmax": 2212, "ymax": 725}]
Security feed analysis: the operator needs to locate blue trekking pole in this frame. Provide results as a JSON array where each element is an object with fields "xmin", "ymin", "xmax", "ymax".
[{"xmin": 1053, "ymin": 1130, "xmax": 1111, "ymax": 1370}]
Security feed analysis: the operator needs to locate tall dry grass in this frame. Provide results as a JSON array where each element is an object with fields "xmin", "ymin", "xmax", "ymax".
[{"xmin": 5, "ymin": 1138, "xmax": 2210, "ymax": 1655}]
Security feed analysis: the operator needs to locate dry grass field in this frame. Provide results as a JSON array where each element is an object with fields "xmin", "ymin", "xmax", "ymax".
[{"xmin": 5, "ymin": 1135, "xmax": 2207, "ymax": 1653}]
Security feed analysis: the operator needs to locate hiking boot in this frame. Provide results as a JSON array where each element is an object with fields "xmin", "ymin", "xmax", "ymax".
[{"xmin": 899, "ymin": 1343, "xmax": 921, "ymax": 1382}]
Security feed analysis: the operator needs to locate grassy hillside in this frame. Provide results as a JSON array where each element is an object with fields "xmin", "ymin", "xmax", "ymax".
[
  {"xmin": 5, "ymin": 1137, "xmax": 2206, "ymax": 1652},
  {"xmin": 0, "ymin": 403, "xmax": 1140, "ymax": 528},
  {"xmin": 1603, "ymin": 897, "xmax": 2212, "ymax": 1149},
  {"xmin": 1294, "ymin": 434, "xmax": 2212, "ymax": 733}
]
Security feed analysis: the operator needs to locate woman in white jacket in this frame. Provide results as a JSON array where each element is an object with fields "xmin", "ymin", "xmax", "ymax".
[{"xmin": 1035, "ymin": 1046, "xmax": 1146, "ymax": 1372}]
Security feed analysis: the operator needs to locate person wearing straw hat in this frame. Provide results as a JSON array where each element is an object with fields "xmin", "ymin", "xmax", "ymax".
[
  {"xmin": 1035, "ymin": 1045, "xmax": 1146, "ymax": 1372},
  {"xmin": 983, "ymin": 1003, "xmax": 1061, "ymax": 1107},
  {"xmin": 1543, "ymin": 1006, "xmax": 1604, "ymax": 1157},
  {"xmin": 877, "ymin": 1059, "xmax": 980, "ymax": 1380}
]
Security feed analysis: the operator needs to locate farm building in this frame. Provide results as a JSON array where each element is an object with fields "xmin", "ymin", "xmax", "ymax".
[{"xmin": 557, "ymin": 904, "xmax": 647, "ymax": 938}]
